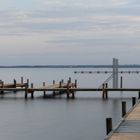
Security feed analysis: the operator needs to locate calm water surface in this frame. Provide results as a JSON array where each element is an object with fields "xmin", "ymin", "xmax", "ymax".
[{"xmin": 0, "ymin": 68, "xmax": 139, "ymax": 140}]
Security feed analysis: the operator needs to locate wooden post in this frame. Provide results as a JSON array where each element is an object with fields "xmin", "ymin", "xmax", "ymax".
[
  {"xmin": 138, "ymin": 92, "xmax": 140, "ymax": 100},
  {"xmin": 120, "ymin": 76, "xmax": 123, "ymax": 88},
  {"xmin": 105, "ymin": 83, "xmax": 108, "ymax": 99},
  {"xmin": 71, "ymin": 91, "xmax": 75, "ymax": 99},
  {"xmin": 69, "ymin": 77, "xmax": 71, "ymax": 83},
  {"xmin": 102, "ymin": 84, "xmax": 105, "ymax": 99},
  {"xmin": 0, "ymin": 81, "xmax": 4, "ymax": 94},
  {"xmin": 75, "ymin": 79, "xmax": 77, "ymax": 88},
  {"xmin": 132, "ymin": 97, "xmax": 136, "ymax": 106},
  {"xmin": 25, "ymin": 83, "xmax": 28, "ymax": 99},
  {"xmin": 122, "ymin": 101, "xmax": 126, "ymax": 117},
  {"xmin": 59, "ymin": 81, "xmax": 62, "ymax": 95},
  {"xmin": 52, "ymin": 80, "xmax": 55, "ymax": 95},
  {"xmin": 31, "ymin": 83, "xmax": 34, "ymax": 99},
  {"xmin": 106, "ymin": 118, "xmax": 112, "ymax": 135},
  {"xmin": 21, "ymin": 77, "xmax": 23, "ymax": 84},
  {"xmin": 27, "ymin": 79, "xmax": 29, "ymax": 88},
  {"xmin": 13, "ymin": 79, "xmax": 17, "ymax": 93},
  {"xmin": 43, "ymin": 82, "xmax": 46, "ymax": 98},
  {"xmin": 67, "ymin": 81, "xmax": 70, "ymax": 99},
  {"xmin": 13, "ymin": 79, "xmax": 16, "ymax": 87},
  {"xmin": 53, "ymin": 80, "xmax": 55, "ymax": 85},
  {"xmin": 59, "ymin": 81, "xmax": 62, "ymax": 88}
]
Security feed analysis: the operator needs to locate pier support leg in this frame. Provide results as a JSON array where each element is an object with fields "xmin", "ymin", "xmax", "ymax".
[
  {"xmin": 0, "ymin": 81, "xmax": 4, "ymax": 94},
  {"xmin": 13, "ymin": 79, "xmax": 17, "ymax": 93},
  {"xmin": 102, "ymin": 83, "xmax": 108, "ymax": 100},
  {"xmin": 75, "ymin": 79, "xmax": 77, "ymax": 88},
  {"xmin": 132, "ymin": 97, "xmax": 136, "ymax": 106},
  {"xmin": 25, "ymin": 83, "xmax": 28, "ymax": 99},
  {"xmin": 120, "ymin": 76, "xmax": 123, "ymax": 88},
  {"xmin": 122, "ymin": 101, "xmax": 126, "ymax": 117},
  {"xmin": 25, "ymin": 90, "xmax": 28, "ymax": 99},
  {"xmin": 71, "ymin": 92, "xmax": 75, "ymax": 99},
  {"xmin": 43, "ymin": 82, "xmax": 46, "ymax": 98},
  {"xmin": 138, "ymin": 92, "xmax": 140, "ymax": 100},
  {"xmin": 106, "ymin": 118, "xmax": 112, "ymax": 135},
  {"xmin": 105, "ymin": 83, "xmax": 108, "ymax": 99},
  {"xmin": 67, "ymin": 91, "xmax": 70, "ymax": 99},
  {"xmin": 21, "ymin": 77, "xmax": 23, "ymax": 84},
  {"xmin": 53, "ymin": 80, "xmax": 55, "ymax": 95},
  {"xmin": 69, "ymin": 77, "xmax": 71, "ymax": 83},
  {"xmin": 31, "ymin": 83, "xmax": 34, "ymax": 99}
]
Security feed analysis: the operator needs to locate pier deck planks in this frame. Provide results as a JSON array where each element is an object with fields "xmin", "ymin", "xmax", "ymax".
[{"xmin": 108, "ymin": 102, "xmax": 140, "ymax": 140}]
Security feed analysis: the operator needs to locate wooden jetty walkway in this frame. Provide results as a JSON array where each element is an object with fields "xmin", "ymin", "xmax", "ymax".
[
  {"xmin": 105, "ymin": 100, "xmax": 140, "ymax": 140},
  {"xmin": 1, "ymin": 77, "xmax": 140, "ymax": 100}
]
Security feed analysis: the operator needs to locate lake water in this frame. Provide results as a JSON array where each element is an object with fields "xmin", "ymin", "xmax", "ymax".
[{"xmin": 0, "ymin": 68, "xmax": 139, "ymax": 140}]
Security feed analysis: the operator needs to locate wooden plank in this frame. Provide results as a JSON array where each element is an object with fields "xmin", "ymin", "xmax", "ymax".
[
  {"xmin": 126, "ymin": 104, "xmax": 140, "ymax": 120},
  {"xmin": 109, "ymin": 133, "xmax": 140, "ymax": 140}
]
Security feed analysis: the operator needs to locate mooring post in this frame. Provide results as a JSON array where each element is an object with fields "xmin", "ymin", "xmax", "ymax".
[
  {"xmin": 59, "ymin": 81, "xmax": 62, "ymax": 95},
  {"xmin": 71, "ymin": 91, "xmax": 75, "ymax": 99},
  {"xmin": 69, "ymin": 77, "xmax": 71, "ymax": 83},
  {"xmin": 25, "ymin": 83, "xmax": 28, "ymax": 99},
  {"xmin": 43, "ymin": 82, "xmax": 46, "ymax": 98},
  {"xmin": 27, "ymin": 79, "xmax": 29, "ymax": 88},
  {"xmin": 122, "ymin": 101, "xmax": 126, "ymax": 117},
  {"xmin": 120, "ymin": 76, "xmax": 123, "ymax": 88},
  {"xmin": 106, "ymin": 118, "xmax": 112, "ymax": 135},
  {"xmin": 138, "ymin": 92, "xmax": 140, "ymax": 100},
  {"xmin": 31, "ymin": 83, "xmax": 34, "ymax": 99},
  {"xmin": 132, "ymin": 97, "xmax": 136, "ymax": 106},
  {"xmin": 75, "ymin": 79, "xmax": 77, "ymax": 88},
  {"xmin": 53, "ymin": 80, "xmax": 55, "ymax": 85},
  {"xmin": 0, "ymin": 81, "xmax": 4, "ymax": 94},
  {"xmin": 105, "ymin": 83, "xmax": 108, "ymax": 99},
  {"xmin": 67, "ymin": 81, "xmax": 70, "ymax": 99},
  {"xmin": 102, "ymin": 84, "xmax": 105, "ymax": 99},
  {"xmin": 21, "ymin": 77, "xmax": 23, "ymax": 84},
  {"xmin": 13, "ymin": 79, "xmax": 17, "ymax": 93},
  {"xmin": 13, "ymin": 79, "xmax": 16, "ymax": 87},
  {"xmin": 59, "ymin": 81, "xmax": 62, "ymax": 88}
]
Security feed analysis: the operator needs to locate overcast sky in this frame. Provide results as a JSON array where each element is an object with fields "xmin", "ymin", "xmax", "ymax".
[{"xmin": 0, "ymin": 0, "xmax": 140, "ymax": 65}]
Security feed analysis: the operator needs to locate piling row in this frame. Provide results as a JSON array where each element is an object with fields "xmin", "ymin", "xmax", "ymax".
[{"xmin": 105, "ymin": 96, "xmax": 140, "ymax": 140}]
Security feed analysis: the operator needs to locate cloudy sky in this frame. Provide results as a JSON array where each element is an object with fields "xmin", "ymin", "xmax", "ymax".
[{"xmin": 0, "ymin": 0, "xmax": 140, "ymax": 65}]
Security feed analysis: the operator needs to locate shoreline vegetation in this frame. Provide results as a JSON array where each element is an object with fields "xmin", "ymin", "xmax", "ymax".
[{"xmin": 0, "ymin": 65, "xmax": 140, "ymax": 68}]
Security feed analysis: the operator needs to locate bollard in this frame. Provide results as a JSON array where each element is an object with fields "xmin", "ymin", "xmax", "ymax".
[
  {"xmin": 21, "ymin": 77, "xmax": 23, "ymax": 84},
  {"xmin": 59, "ymin": 81, "xmax": 62, "ymax": 88},
  {"xmin": 105, "ymin": 83, "xmax": 108, "ymax": 99},
  {"xmin": 53, "ymin": 80, "xmax": 55, "ymax": 85},
  {"xmin": 0, "ymin": 81, "xmax": 4, "ymax": 94},
  {"xmin": 122, "ymin": 101, "xmax": 126, "ymax": 117},
  {"xmin": 75, "ymin": 79, "xmax": 77, "ymax": 88},
  {"xmin": 31, "ymin": 83, "xmax": 34, "ymax": 99},
  {"xmin": 120, "ymin": 76, "xmax": 123, "ymax": 88},
  {"xmin": 132, "ymin": 97, "xmax": 136, "ymax": 107},
  {"xmin": 27, "ymin": 79, "xmax": 29, "ymax": 88},
  {"xmin": 13, "ymin": 79, "xmax": 17, "ymax": 93},
  {"xmin": 25, "ymin": 83, "xmax": 28, "ymax": 99},
  {"xmin": 67, "ymin": 82, "xmax": 70, "ymax": 99},
  {"xmin": 106, "ymin": 118, "xmax": 112, "ymax": 135},
  {"xmin": 138, "ymin": 92, "xmax": 140, "ymax": 100},
  {"xmin": 43, "ymin": 82, "xmax": 46, "ymax": 98},
  {"xmin": 13, "ymin": 79, "xmax": 16, "ymax": 87},
  {"xmin": 69, "ymin": 77, "xmax": 71, "ymax": 83}
]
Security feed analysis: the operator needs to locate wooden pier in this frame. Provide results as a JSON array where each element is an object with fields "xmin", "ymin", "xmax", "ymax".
[
  {"xmin": 105, "ymin": 100, "xmax": 140, "ymax": 140},
  {"xmin": 0, "ymin": 77, "xmax": 140, "ymax": 100}
]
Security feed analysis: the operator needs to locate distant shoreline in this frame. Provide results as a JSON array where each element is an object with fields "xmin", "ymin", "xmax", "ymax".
[{"xmin": 0, "ymin": 65, "xmax": 140, "ymax": 68}]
